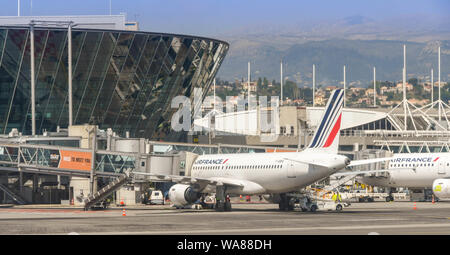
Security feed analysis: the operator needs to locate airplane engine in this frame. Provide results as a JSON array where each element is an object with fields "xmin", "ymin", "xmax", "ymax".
[
  {"xmin": 168, "ymin": 184, "xmax": 201, "ymax": 207},
  {"xmin": 433, "ymin": 179, "xmax": 450, "ymax": 199}
]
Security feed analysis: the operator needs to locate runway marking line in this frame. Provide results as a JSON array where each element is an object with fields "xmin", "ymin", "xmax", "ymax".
[
  {"xmin": 72, "ymin": 222, "xmax": 450, "ymax": 235},
  {"xmin": 0, "ymin": 208, "xmax": 110, "ymax": 213}
]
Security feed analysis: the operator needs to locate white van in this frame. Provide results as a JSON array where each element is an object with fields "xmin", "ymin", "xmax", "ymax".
[{"xmin": 149, "ymin": 190, "xmax": 164, "ymax": 205}]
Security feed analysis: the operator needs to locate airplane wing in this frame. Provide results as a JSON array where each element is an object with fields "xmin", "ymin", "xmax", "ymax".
[
  {"xmin": 132, "ymin": 172, "xmax": 243, "ymax": 187},
  {"xmin": 333, "ymin": 167, "xmax": 415, "ymax": 176},
  {"xmin": 132, "ymin": 172, "xmax": 268, "ymax": 194},
  {"xmin": 348, "ymin": 157, "xmax": 392, "ymax": 167}
]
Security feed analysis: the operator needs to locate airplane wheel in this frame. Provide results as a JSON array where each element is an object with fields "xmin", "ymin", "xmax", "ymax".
[
  {"xmin": 287, "ymin": 198, "xmax": 295, "ymax": 211},
  {"xmin": 224, "ymin": 201, "xmax": 232, "ymax": 211},
  {"xmin": 336, "ymin": 204, "xmax": 343, "ymax": 211},
  {"xmin": 279, "ymin": 201, "xmax": 287, "ymax": 211},
  {"xmin": 310, "ymin": 205, "xmax": 318, "ymax": 212}
]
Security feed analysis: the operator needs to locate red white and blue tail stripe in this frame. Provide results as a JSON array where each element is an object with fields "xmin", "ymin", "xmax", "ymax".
[{"xmin": 306, "ymin": 89, "xmax": 343, "ymax": 153}]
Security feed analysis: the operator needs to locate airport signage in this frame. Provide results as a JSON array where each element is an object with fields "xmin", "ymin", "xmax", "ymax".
[{"xmin": 49, "ymin": 149, "xmax": 92, "ymax": 171}]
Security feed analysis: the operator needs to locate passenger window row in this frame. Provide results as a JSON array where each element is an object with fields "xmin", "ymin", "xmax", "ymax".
[
  {"xmin": 193, "ymin": 165, "xmax": 283, "ymax": 170},
  {"xmin": 390, "ymin": 163, "xmax": 437, "ymax": 168}
]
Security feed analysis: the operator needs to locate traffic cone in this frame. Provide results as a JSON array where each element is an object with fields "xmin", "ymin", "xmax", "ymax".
[
  {"xmin": 120, "ymin": 199, "xmax": 124, "ymax": 206},
  {"xmin": 122, "ymin": 208, "xmax": 126, "ymax": 216},
  {"xmin": 413, "ymin": 202, "xmax": 417, "ymax": 210},
  {"xmin": 432, "ymin": 195, "xmax": 435, "ymax": 204}
]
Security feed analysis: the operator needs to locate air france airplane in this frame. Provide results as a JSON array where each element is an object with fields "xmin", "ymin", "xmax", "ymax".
[
  {"xmin": 358, "ymin": 153, "xmax": 450, "ymax": 201},
  {"xmin": 135, "ymin": 89, "xmax": 387, "ymax": 211}
]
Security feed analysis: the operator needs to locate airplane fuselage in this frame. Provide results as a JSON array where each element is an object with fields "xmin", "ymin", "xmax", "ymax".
[
  {"xmin": 360, "ymin": 153, "xmax": 450, "ymax": 188},
  {"xmin": 191, "ymin": 152, "xmax": 348, "ymax": 195}
]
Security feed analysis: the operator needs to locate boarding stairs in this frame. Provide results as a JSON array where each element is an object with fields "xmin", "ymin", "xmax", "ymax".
[
  {"xmin": 0, "ymin": 183, "xmax": 27, "ymax": 205},
  {"xmin": 83, "ymin": 171, "xmax": 133, "ymax": 210},
  {"xmin": 307, "ymin": 174, "xmax": 359, "ymax": 200},
  {"xmin": 323, "ymin": 174, "xmax": 358, "ymax": 193}
]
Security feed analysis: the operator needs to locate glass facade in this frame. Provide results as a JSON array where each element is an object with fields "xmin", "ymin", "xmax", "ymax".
[{"xmin": 0, "ymin": 26, "xmax": 229, "ymax": 138}]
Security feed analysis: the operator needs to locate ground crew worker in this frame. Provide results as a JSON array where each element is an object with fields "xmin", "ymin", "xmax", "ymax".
[
  {"xmin": 332, "ymin": 192, "xmax": 337, "ymax": 202},
  {"xmin": 337, "ymin": 192, "xmax": 342, "ymax": 202}
]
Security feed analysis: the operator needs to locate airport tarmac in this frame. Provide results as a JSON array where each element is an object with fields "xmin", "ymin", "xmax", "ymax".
[{"xmin": 1, "ymin": 201, "xmax": 450, "ymax": 235}]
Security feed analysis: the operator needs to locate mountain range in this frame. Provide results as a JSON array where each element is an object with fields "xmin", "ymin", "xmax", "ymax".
[{"xmin": 214, "ymin": 15, "xmax": 450, "ymax": 87}]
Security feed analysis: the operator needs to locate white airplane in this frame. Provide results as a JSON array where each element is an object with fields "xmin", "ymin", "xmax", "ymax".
[
  {"xmin": 357, "ymin": 153, "xmax": 450, "ymax": 201},
  {"xmin": 135, "ymin": 89, "xmax": 388, "ymax": 211}
]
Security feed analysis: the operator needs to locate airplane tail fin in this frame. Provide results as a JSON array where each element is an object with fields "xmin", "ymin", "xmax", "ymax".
[{"xmin": 304, "ymin": 89, "xmax": 344, "ymax": 154}]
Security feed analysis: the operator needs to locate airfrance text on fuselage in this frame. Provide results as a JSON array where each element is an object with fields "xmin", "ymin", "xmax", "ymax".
[
  {"xmin": 391, "ymin": 157, "xmax": 438, "ymax": 163},
  {"xmin": 195, "ymin": 159, "xmax": 228, "ymax": 165}
]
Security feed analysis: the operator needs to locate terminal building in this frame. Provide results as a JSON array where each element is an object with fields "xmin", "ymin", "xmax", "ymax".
[
  {"xmin": 0, "ymin": 15, "xmax": 229, "ymax": 139},
  {"xmin": 0, "ymin": 15, "xmax": 229, "ymax": 206}
]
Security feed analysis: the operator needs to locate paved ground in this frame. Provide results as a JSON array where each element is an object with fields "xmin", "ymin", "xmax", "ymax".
[{"xmin": 1, "ymin": 201, "xmax": 450, "ymax": 235}]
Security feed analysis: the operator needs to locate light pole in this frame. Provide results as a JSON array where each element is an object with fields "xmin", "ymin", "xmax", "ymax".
[
  {"xmin": 312, "ymin": 64, "xmax": 315, "ymax": 107},
  {"xmin": 343, "ymin": 65, "xmax": 346, "ymax": 107},
  {"xmin": 373, "ymin": 66, "xmax": 376, "ymax": 107},
  {"xmin": 280, "ymin": 60, "xmax": 283, "ymax": 106}
]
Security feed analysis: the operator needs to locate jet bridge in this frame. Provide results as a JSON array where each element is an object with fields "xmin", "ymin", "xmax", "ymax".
[
  {"xmin": 0, "ymin": 141, "xmax": 193, "ymax": 208},
  {"xmin": 0, "ymin": 139, "xmax": 301, "ymax": 207},
  {"xmin": 0, "ymin": 143, "xmax": 196, "ymax": 178}
]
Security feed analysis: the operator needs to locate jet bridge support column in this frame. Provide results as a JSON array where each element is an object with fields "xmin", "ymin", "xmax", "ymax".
[
  {"xmin": 19, "ymin": 171, "xmax": 23, "ymax": 193},
  {"xmin": 0, "ymin": 174, "xmax": 7, "ymax": 203},
  {"xmin": 68, "ymin": 125, "xmax": 98, "ymax": 205}
]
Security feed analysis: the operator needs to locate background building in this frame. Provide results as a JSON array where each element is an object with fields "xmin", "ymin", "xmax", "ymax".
[{"xmin": 0, "ymin": 15, "xmax": 229, "ymax": 140}]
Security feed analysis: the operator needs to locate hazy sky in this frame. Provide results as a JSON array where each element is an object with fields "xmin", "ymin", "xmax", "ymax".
[{"xmin": 1, "ymin": 0, "xmax": 449, "ymax": 36}]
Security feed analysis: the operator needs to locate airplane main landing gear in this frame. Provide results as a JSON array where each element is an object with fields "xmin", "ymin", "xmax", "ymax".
[
  {"xmin": 215, "ymin": 197, "xmax": 232, "ymax": 212},
  {"xmin": 278, "ymin": 193, "xmax": 295, "ymax": 211},
  {"xmin": 215, "ymin": 185, "xmax": 232, "ymax": 212}
]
